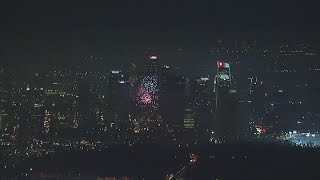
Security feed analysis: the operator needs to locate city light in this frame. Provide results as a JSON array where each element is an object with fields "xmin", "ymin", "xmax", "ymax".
[
  {"xmin": 281, "ymin": 132, "xmax": 320, "ymax": 147},
  {"xmin": 149, "ymin": 56, "xmax": 158, "ymax": 60},
  {"xmin": 111, "ymin": 70, "xmax": 120, "ymax": 74},
  {"xmin": 1, "ymin": 1, "xmax": 319, "ymax": 179}
]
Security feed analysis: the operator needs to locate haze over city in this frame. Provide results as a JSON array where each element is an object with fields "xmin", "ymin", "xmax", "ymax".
[{"xmin": 1, "ymin": 0, "xmax": 320, "ymax": 179}]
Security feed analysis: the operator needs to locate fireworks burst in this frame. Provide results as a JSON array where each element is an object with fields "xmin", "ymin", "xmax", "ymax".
[{"xmin": 137, "ymin": 76, "xmax": 159, "ymax": 109}]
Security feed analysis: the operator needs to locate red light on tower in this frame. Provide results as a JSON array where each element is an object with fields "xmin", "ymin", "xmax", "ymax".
[
  {"xmin": 217, "ymin": 61, "xmax": 225, "ymax": 68},
  {"xmin": 149, "ymin": 56, "xmax": 158, "ymax": 60}
]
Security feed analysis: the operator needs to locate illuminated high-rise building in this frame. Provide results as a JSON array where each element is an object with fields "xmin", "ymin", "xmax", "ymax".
[
  {"xmin": 214, "ymin": 61, "xmax": 238, "ymax": 141},
  {"xmin": 214, "ymin": 61, "xmax": 232, "ymax": 109},
  {"xmin": 193, "ymin": 77, "xmax": 213, "ymax": 130},
  {"xmin": 43, "ymin": 110, "xmax": 51, "ymax": 135},
  {"xmin": 160, "ymin": 65, "xmax": 170, "ymax": 96},
  {"xmin": 148, "ymin": 55, "xmax": 160, "ymax": 75},
  {"xmin": 215, "ymin": 61, "xmax": 231, "ymax": 89},
  {"xmin": 108, "ymin": 70, "xmax": 130, "ymax": 126},
  {"xmin": 167, "ymin": 76, "xmax": 186, "ymax": 127},
  {"xmin": 135, "ymin": 55, "xmax": 163, "ymax": 123},
  {"xmin": 249, "ymin": 77, "xmax": 266, "ymax": 117},
  {"xmin": 195, "ymin": 77, "xmax": 211, "ymax": 97},
  {"xmin": 159, "ymin": 65, "xmax": 170, "ymax": 123},
  {"xmin": 184, "ymin": 108, "xmax": 195, "ymax": 129}
]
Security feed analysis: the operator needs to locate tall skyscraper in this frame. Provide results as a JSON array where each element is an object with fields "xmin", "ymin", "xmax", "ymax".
[
  {"xmin": 214, "ymin": 61, "xmax": 231, "ymax": 109},
  {"xmin": 167, "ymin": 76, "xmax": 186, "ymax": 127},
  {"xmin": 148, "ymin": 55, "xmax": 160, "ymax": 75},
  {"xmin": 79, "ymin": 81, "xmax": 103, "ymax": 128},
  {"xmin": 108, "ymin": 70, "xmax": 130, "ymax": 126},
  {"xmin": 159, "ymin": 65, "xmax": 171, "ymax": 124},
  {"xmin": 137, "ymin": 75, "xmax": 160, "ymax": 122},
  {"xmin": 214, "ymin": 61, "xmax": 238, "ymax": 141},
  {"xmin": 249, "ymin": 77, "xmax": 266, "ymax": 117},
  {"xmin": 193, "ymin": 77, "xmax": 213, "ymax": 130},
  {"xmin": 215, "ymin": 61, "xmax": 231, "ymax": 88},
  {"xmin": 160, "ymin": 65, "xmax": 170, "ymax": 96},
  {"xmin": 135, "ymin": 55, "xmax": 163, "ymax": 124},
  {"xmin": 184, "ymin": 108, "xmax": 195, "ymax": 129}
]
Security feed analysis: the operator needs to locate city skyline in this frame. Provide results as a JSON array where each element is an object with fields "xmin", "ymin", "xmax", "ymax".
[{"xmin": 1, "ymin": 0, "xmax": 320, "ymax": 179}]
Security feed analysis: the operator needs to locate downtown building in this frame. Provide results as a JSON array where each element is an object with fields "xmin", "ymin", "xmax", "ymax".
[
  {"xmin": 214, "ymin": 61, "xmax": 239, "ymax": 142},
  {"xmin": 193, "ymin": 77, "xmax": 213, "ymax": 130},
  {"xmin": 107, "ymin": 70, "xmax": 130, "ymax": 128},
  {"xmin": 136, "ymin": 55, "xmax": 161, "ymax": 124}
]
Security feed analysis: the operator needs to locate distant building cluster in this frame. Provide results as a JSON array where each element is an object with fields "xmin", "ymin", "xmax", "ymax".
[{"xmin": 1, "ymin": 40, "xmax": 320, "ymax": 169}]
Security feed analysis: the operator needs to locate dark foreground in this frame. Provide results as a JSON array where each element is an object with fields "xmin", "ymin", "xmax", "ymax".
[{"xmin": 2, "ymin": 143, "xmax": 320, "ymax": 180}]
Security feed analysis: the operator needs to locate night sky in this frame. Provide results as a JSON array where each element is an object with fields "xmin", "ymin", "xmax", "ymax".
[{"xmin": 0, "ymin": 0, "xmax": 319, "ymax": 65}]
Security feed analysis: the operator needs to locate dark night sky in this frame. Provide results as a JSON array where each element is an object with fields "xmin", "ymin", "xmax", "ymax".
[{"xmin": 0, "ymin": 0, "xmax": 319, "ymax": 65}]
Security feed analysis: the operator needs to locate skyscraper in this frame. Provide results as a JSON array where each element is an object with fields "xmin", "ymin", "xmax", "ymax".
[
  {"xmin": 108, "ymin": 70, "xmax": 130, "ymax": 126},
  {"xmin": 193, "ymin": 77, "xmax": 213, "ymax": 130},
  {"xmin": 216, "ymin": 61, "xmax": 231, "ymax": 88},
  {"xmin": 136, "ymin": 55, "xmax": 162, "ymax": 123},
  {"xmin": 184, "ymin": 108, "xmax": 195, "ymax": 129},
  {"xmin": 159, "ymin": 65, "xmax": 170, "ymax": 124},
  {"xmin": 160, "ymin": 65, "xmax": 170, "ymax": 96},
  {"xmin": 167, "ymin": 76, "xmax": 186, "ymax": 127},
  {"xmin": 214, "ymin": 61, "xmax": 232, "ymax": 109},
  {"xmin": 148, "ymin": 55, "xmax": 160, "ymax": 75},
  {"xmin": 137, "ymin": 75, "xmax": 160, "ymax": 122},
  {"xmin": 214, "ymin": 61, "xmax": 238, "ymax": 141},
  {"xmin": 249, "ymin": 77, "xmax": 266, "ymax": 117}
]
